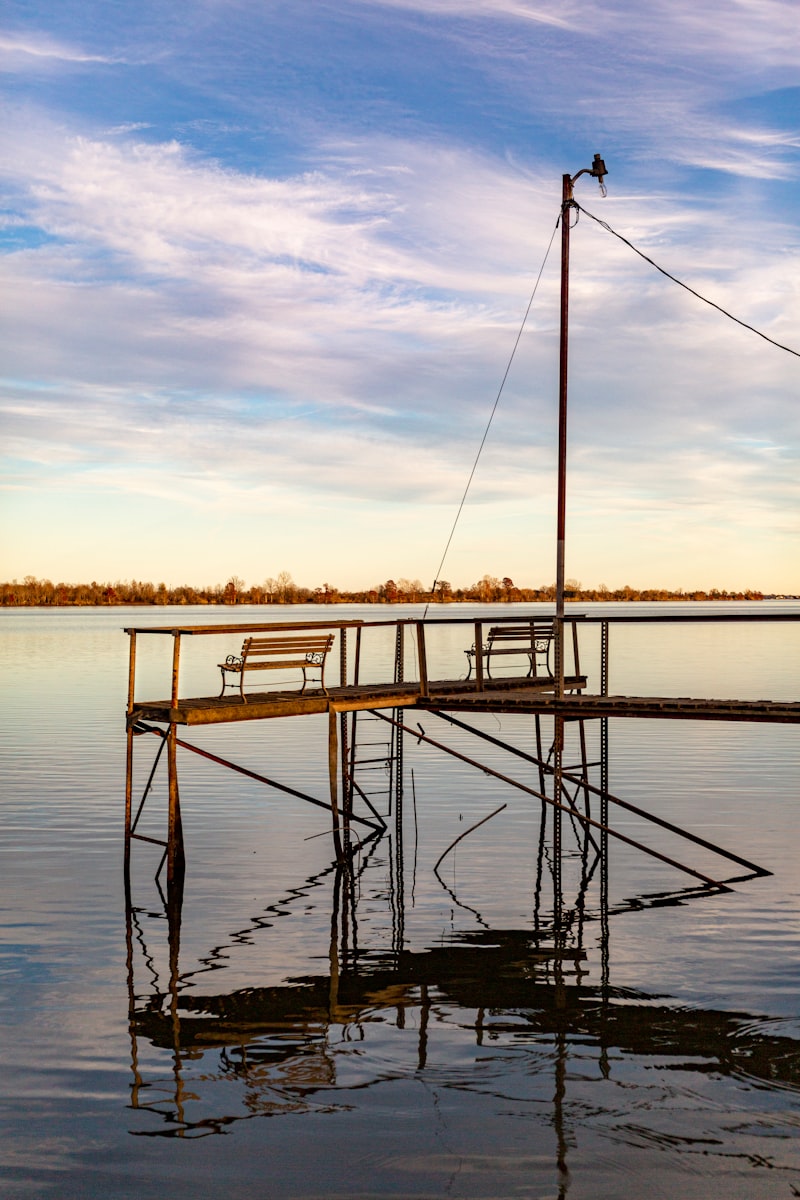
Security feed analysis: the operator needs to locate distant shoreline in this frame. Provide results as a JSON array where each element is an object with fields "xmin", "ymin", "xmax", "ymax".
[{"xmin": 4, "ymin": 575, "xmax": 796, "ymax": 607}]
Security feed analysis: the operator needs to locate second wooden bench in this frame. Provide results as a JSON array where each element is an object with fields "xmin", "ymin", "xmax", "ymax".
[{"xmin": 465, "ymin": 623, "xmax": 554, "ymax": 681}]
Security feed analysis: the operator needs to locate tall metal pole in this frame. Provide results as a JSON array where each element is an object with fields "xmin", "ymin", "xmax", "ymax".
[
  {"xmin": 553, "ymin": 154, "xmax": 607, "ymax": 930},
  {"xmin": 553, "ymin": 172, "xmax": 574, "ymax": 927},
  {"xmin": 554, "ymin": 154, "xmax": 606, "ymax": 697},
  {"xmin": 555, "ymin": 172, "xmax": 572, "ymax": 703}
]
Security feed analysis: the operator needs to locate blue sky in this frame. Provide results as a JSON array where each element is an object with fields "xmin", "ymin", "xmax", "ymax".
[{"xmin": 1, "ymin": 0, "xmax": 799, "ymax": 592}]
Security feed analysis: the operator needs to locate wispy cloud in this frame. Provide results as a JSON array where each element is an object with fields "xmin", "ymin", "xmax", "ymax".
[
  {"xmin": 0, "ymin": 31, "xmax": 118, "ymax": 68},
  {"xmin": 354, "ymin": 0, "xmax": 578, "ymax": 28}
]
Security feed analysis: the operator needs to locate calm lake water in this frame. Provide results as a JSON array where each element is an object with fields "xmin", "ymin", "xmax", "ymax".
[{"xmin": 1, "ymin": 602, "xmax": 799, "ymax": 1199}]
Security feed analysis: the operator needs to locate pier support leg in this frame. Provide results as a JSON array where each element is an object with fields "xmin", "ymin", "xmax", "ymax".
[
  {"xmin": 124, "ymin": 630, "xmax": 137, "ymax": 887},
  {"xmin": 392, "ymin": 625, "xmax": 405, "ymax": 953},
  {"xmin": 329, "ymin": 709, "xmax": 344, "ymax": 862},
  {"xmin": 600, "ymin": 619, "xmax": 610, "ymax": 981},
  {"xmin": 166, "ymin": 726, "xmax": 185, "ymax": 885},
  {"xmin": 339, "ymin": 633, "xmax": 351, "ymax": 852},
  {"xmin": 553, "ymin": 716, "xmax": 564, "ymax": 928},
  {"xmin": 340, "ymin": 711, "xmax": 351, "ymax": 854},
  {"xmin": 124, "ymin": 725, "xmax": 134, "ymax": 889}
]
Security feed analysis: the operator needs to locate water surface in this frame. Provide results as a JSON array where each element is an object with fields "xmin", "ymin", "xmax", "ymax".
[{"xmin": 1, "ymin": 603, "xmax": 798, "ymax": 1198}]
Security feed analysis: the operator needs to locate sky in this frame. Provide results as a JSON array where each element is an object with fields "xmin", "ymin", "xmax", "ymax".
[{"xmin": 1, "ymin": 0, "xmax": 799, "ymax": 594}]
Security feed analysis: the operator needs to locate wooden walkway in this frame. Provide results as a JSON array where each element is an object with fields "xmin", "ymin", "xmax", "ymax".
[
  {"xmin": 419, "ymin": 688, "xmax": 800, "ymax": 723},
  {"xmin": 130, "ymin": 675, "xmax": 588, "ymax": 726},
  {"xmin": 129, "ymin": 675, "xmax": 800, "ymax": 727},
  {"xmin": 125, "ymin": 615, "xmax": 798, "ymax": 890}
]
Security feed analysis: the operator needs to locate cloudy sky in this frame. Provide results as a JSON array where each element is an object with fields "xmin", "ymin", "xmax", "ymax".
[{"xmin": 2, "ymin": 0, "xmax": 799, "ymax": 592}]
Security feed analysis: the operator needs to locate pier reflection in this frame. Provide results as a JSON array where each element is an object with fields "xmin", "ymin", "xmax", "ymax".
[{"xmin": 124, "ymin": 841, "xmax": 799, "ymax": 1154}]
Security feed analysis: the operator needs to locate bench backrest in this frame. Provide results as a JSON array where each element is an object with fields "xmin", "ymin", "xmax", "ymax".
[
  {"xmin": 486, "ymin": 624, "xmax": 553, "ymax": 644},
  {"xmin": 242, "ymin": 634, "xmax": 334, "ymax": 660}
]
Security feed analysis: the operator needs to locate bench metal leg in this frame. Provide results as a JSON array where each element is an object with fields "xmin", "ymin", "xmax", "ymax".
[
  {"xmin": 218, "ymin": 668, "xmax": 238, "ymax": 699},
  {"xmin": 300, "ymin": 665, "xmax": 329, "ymax": 694}
]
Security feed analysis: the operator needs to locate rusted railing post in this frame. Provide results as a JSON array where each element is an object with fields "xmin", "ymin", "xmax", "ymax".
[
  {"xmin": 170, "ymin": 632, "xmax": 181, "ymax": 711},
  {"xmin": 416, "ymin": 622, "xmax": 429, "ymax": 699},
  {"xmin": 474, "ymin": 621, "xmax": 484, "ymax": 692},
  {"xmin": 339, "ymin": 627, "xmax": 347, "ymax": 688},
  {"xmin": 570, "ymin": 619, "xmax": 580, "ymax": 679}
]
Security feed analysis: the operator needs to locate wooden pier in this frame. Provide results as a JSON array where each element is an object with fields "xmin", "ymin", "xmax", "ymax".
[
  {"xmin": 127, "ymin": 612, "xmax": 800, "ymax": 728},
  {"xmin": 124, "ymin": 612, "xmax": 798, "ymax": 892}
]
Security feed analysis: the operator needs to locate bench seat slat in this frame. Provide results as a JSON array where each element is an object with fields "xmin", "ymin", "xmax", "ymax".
[
  {"xmin": 218, "ymin": 657, "xmax": 326, "ymax": 670},
  {"xmin": 218, "ymin": 657, "xmax": 326, "ymax": 668}
]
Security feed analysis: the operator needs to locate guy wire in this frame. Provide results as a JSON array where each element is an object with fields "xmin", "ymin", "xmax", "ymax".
[{"xmin": 575, "ymin": 201, "xmax": 800, "ymax": 359}]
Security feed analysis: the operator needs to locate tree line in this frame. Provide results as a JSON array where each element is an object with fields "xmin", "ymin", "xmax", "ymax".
[{"xmin": 1, "ymin": 573, "xmax": 769, "ymax": 606}]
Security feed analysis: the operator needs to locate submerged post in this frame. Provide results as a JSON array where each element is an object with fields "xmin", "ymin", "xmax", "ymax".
[
  {"xmin": 166, "ymin": 632, "xmax": 185, "ymax": 884},
  {"xmin": 124, "ymin": 631, "xmax": 137, "ymax": 880},
  {"xmin": 329, "ymin": 709, "xmax": 344, "ymax": 862},
  {"xmin": 166, "ymin": 725, "xmax": 185, "ymax": 884}
]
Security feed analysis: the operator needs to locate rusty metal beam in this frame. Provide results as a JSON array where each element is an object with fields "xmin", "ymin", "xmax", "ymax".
[
  {"xmin": 134, "ymin": 724, "xmax": 382, "ymax": 833},
  {"xmin": 426, "ymin": 708, "xmax": 770, "ymax": 877},
  {"xmin": 368, "ymin": 709, "xmax": 726, "ymax": 888}
]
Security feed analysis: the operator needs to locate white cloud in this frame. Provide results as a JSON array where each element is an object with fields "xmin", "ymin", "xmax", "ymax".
[
  {"xmin": 0, "ymin": 31, "xmax": 117, "ymax": 68},
  {"xmin": 2, "ymin": 123, "xmax": 798, "ymax": 470},
  {"xmin": 354, "ymin": 0, "xmax": 577, "ymax": 27}
]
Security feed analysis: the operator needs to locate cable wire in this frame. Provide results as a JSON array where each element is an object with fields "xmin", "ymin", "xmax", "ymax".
[
  {"xmin": 575, "ymin": 201, "xmax": 800, "ymax": 360},
  {"xmin": 422, "ymin": 214, "xmax": 560, "ymax": 617}
]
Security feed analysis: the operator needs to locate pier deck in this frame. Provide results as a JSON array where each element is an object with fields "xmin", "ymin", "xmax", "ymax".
[
  {"xmin": 130, "ymin": 674, "xmax": 589, "ymax": 726},
  {"xmin": 419, "ymin": 688, "xmax": 800, "ymax": 723},
  {"xmin": 130, "ymin": 676, "xmax": 800, "ymax": 727}
]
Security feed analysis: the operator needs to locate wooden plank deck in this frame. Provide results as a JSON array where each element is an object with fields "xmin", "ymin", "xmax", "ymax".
[
  {"xmin": 128, "ymin": 675, "xmax": 800, "ymax": 726},
  {"xmin": 419, "ymin": 690, "xmax": 800, "ymax": 723},
  {"xmin": 129, "ymin": 675, "xmax": 588, "ymax": 726}
]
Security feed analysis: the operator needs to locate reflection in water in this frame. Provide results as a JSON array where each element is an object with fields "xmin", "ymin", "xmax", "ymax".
[{"xmin": 125, "ymin": 830, "xmax": 800, "ymax": 1197}]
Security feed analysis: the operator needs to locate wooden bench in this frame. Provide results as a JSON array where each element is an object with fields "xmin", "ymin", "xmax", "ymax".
[
  {"xmin": 219, "ymin": 633, "xmax": 335, "ymax": 702},
  {"xmin": 465, "ymin": 623, "xmax": 554, "ymax": 681}
]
